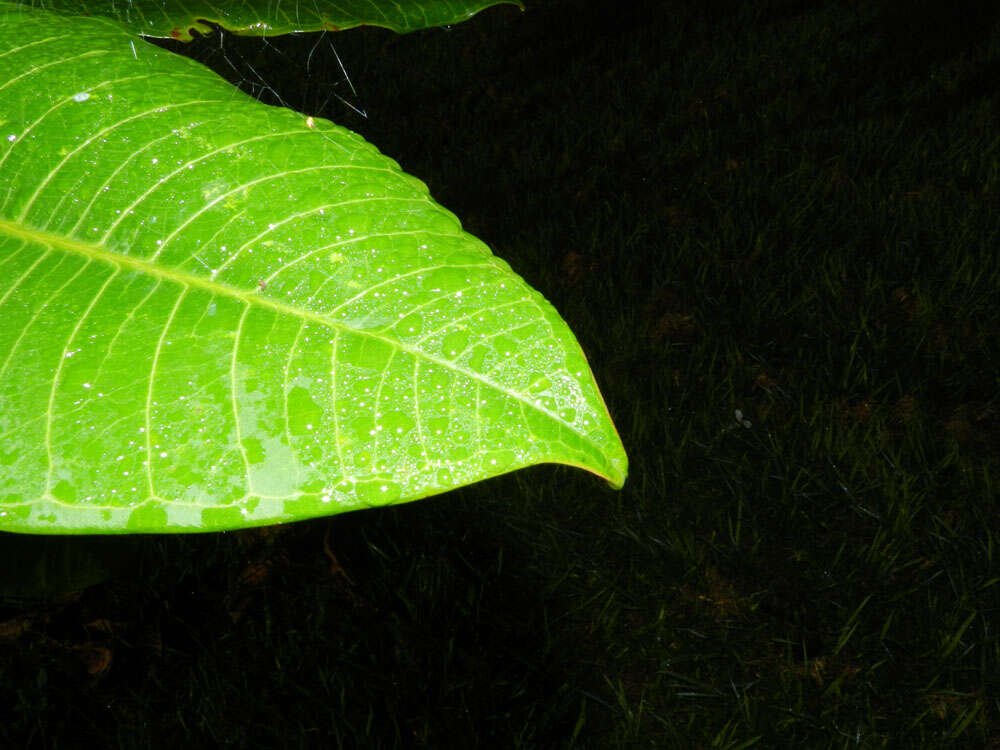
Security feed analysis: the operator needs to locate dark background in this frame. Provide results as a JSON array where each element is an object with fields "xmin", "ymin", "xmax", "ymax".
[{"xmin": 3, "ymin": 0, "xmax": 999, "ymax": 746}]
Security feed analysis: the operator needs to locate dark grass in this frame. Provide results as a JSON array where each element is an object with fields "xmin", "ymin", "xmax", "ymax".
[{"xmin": 3, "ymin": 0, "xmax": 999, "ymax": 746}]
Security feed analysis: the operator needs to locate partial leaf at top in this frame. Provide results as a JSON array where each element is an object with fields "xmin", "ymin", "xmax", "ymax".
[
  {"xmin": 4, "ymin": 0, "xmax": 524, "ymax": 40},
  {"xmin": 0, "ymin": 4, "xmax": 626, "ymax": 534}
]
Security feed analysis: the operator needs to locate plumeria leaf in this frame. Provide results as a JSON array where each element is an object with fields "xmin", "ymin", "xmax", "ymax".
[
  {"xmin": 4, "ymin": 0, "xmax": 523, "ymax": 39},
  {"xmin": 0, "ymin": 4, "xmax": 625, "ymax": 534}
]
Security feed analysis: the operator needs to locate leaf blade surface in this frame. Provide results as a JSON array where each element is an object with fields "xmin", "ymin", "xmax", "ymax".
[
  {"xmin": 4, "ymin": 0, "xmax": 523, "ymax": 39},
  {"xmin": 0, "ymin": 6, "xmax": 626, "ymax": 534}
]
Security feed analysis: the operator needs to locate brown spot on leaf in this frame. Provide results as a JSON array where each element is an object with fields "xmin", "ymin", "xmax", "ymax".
[
  {"xmin": 76, "ymin": 644, "xmax": 113, "ymax": 676},
  {"xmin": 0, "ymin": 616, "xmax": 33, "ymax": 642},
  {"xmin": 643, "ymin": 290, "xmax": 699, "ymax": 343}
]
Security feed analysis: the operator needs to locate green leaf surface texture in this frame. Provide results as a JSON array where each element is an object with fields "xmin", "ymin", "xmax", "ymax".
[
  {"xmin": 5, "ymin": 0, "xmax": 523, "ymax": 39},
  {"xmin": 0, "ymin": 6, "xmax": 626, "ymax": 534}
]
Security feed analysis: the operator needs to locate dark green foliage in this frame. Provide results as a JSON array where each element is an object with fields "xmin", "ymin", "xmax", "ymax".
[{"xmin": 2, "ymin": 0, "xmax": 998, "ymax": 746}]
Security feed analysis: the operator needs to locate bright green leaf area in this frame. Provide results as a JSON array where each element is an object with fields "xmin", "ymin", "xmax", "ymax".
[
  {"xmin": 0, "ymin": 5, "xmax": 626, "ymax": 534},
  {"xmin": 5, "ymin": 0, "xmax": 523, "ymax": 39}
]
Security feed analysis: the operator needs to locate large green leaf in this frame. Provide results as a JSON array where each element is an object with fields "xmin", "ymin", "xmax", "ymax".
[
  {"xmin": 0, "ymin": 5, "xmax": 626, "ymax": 534},
  {"xmin": 6, "ymin": 0, "xmax": 523, "ymax": 39}
]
